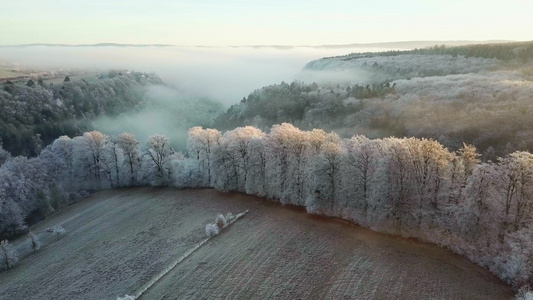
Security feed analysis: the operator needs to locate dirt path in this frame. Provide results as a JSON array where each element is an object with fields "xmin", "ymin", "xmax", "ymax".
[{"xmin": 0, "ymin": 188, "xmax": 514, "ymax": 300}]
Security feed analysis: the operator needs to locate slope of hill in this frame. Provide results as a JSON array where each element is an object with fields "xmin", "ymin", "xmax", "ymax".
[
  {"xmin": 214, "ymin": 41, "xmax": 533, "ymax": 157},
  {"xmin": 0, "ymin": 72, "xmax": 162, "ymax": 156},
  {"xmin": 0, "ymin": 188, "xmax": 513, "ymax": 299}
]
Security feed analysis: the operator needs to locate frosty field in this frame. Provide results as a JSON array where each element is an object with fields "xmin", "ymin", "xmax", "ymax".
[{"xmin": 0, "ymin": 188, "xmax": 514, "ymax": 299}]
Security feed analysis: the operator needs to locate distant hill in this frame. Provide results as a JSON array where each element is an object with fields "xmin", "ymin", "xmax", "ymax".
[
  {"xmin": 0, "ymin": 40, "xmax": 515, "ymax": 49},
  {"xmin": 0, "ymin": 43, "xmax": 174, "ymax": 48},
  {"xmin": 239, "ymin": 40, "xmax": 514, "ymax": 50}
]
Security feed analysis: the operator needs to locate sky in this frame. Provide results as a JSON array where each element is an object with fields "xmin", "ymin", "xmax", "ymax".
[{"xmin": 1, "ymin": 0, "xmax": 532, "ymax": 46}]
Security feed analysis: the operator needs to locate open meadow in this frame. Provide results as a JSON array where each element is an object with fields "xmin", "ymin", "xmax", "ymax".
[{"xmin": 0, "ymin": 188, "xmax": 514, "ymax": 300}]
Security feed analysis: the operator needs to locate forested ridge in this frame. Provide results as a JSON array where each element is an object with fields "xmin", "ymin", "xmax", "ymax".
[
  {"xmin": 0, "ymin": 72, "xmax": 162, "ymax": 156},
  {"xmin": 215, "ymin": 41, "xmax": 533, "ymax": 159},
  {"xmin": 330, "ymin": 40, "xmax": 533, "ymax": 62}
]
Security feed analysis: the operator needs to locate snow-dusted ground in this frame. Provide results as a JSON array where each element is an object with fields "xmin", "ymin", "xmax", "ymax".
[{"xmin": 0, "ymin": 188, "xmax": 513, "ymax": 299}]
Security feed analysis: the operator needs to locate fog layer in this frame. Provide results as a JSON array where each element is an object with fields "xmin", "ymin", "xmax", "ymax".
[
  {"xmin": 92, "ymin": 85, "xmax": 224, "ymax": 150},
  {"xmin": 0, "ymin": 46, "xmax": 400, "ymax": 105}
]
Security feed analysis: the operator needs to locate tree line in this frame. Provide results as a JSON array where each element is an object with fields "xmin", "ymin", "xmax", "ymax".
[
  {"xmin": 1, "ymin": 124, "xmax": 532, "ymax": 289},
  {"xmin": 330, "ymin": 40, "xmax": 533, "ymax": 62},
  {"xmin": 0, "ymin": 131, "xmax": 178, "ymax": 240},
  {"xmin": 189, "ymin": 124, "xmax": 533, "ymax": 289}
]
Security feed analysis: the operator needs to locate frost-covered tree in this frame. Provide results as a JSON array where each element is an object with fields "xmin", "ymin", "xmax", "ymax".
[
  {"xmin": 73, "ymin": 131, "xmax": 111, "ymax": 189},
  {"xmin": 464, "ymin": 163, "xmax": 499, "ymax": 242},
  {"xmin": 494, "ymin": 152, "xmax": 533, "ymax": 233},
  {"xmin": 459, "ymin": 143, "xmax": 481, "ymax": 178},
  {"xmin": 383, "ymin": 138, "xmax": 414, "ymax": 230},
  {"xmin": 212, "ymin": 127, "xmax": 264, "ymax": 192},
  {"xmin": 104, "ymin": 137, "xmax": 125, "ymax": 188},
  {"xmin": 0, "ymin": 145, "xmax": 11, "ymax": 166},
  {"xmin": 0, "ymin": 194, "xmax": 26, "ymax": 239},
  {"xmin": 28, "ymin": 231, "xmax": 42, "ymax": 253},
  {"xmin": 142, "ymin": 134, "xmax": 173, "ymax": 185},
  {"xmin": 0, "ymin": 156, "xmax": 50, "ymax": 224},
  {"xmin": 116, "ymin": 133, "xmax": 140, "ymax": 186},
  {"xmin": 212, "ymin": 137, "xmax": 240, "ymax": 191},
  {"xmin": 245, "ymin": 137, "xmax": 267, "ymax": 196},
  {"xmin": 264, "ymin": 123, "xmax": 309, "ymax": 205},
  {"xmin": 0, "ymin": 240, "xmax": 18, "ymax": 270},
  {"xmin": 341, "ymin": 136, "xmax": 382, "ymax": 219},
  {"xmin": 218, "ymin": 127, "xmax": 264, "ymax": 191},
  {"xmin": 187, "ymin": 127, "xmax": 221, "ymax": 186},
  {"xmin": 172, "ymin": 157, "xmax": 204, "ymax": 188},
  {"xmin": 307, "ymin": 135, "xmax": 342, "ymax": 214},
  {"xmin": 404, "ymin": 138, "xmax": 454, "ymax": 229},
  {"xmin": 41, "ymin": 136, "xmax": 75, "ymax": 191}
]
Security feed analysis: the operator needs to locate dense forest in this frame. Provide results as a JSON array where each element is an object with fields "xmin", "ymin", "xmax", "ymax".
[
  {"xmin": 1, "ymin": 125, "xmax": 532, "ymax": 292},
  {"xmin": 0, "ymin": 72, "xmax": 162, "ymax": 156},
  {"xmin": 215, "ymin": 42, "xmax": 533, "ymax": 159}
]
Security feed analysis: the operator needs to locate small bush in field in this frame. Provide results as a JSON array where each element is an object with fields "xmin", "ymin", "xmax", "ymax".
[
  {"xmin": 50, "ymin": 225, "xmax": 66, "ymax": 238},
  {"xmin": 215, "ymin": 214, "xmax": 227, "ymax": 229},
  {"xmin": 225, "ymin": 212, "xmax": 235, "ymax": 222},
  {"xmin": 516, "ymin": 285, "xmax": 533, "ymax": 300},
  {"xmin": 205, "ymin": 223, "xmax": 219, "ymax": 237}
]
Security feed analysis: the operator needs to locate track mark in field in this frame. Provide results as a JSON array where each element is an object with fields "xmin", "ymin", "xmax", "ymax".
[
  {"xmin": 47, "ymin": 191, "xmax": 131, "ymax": 230},
  {"xmin": 134, "ymin": 210, "xmax": 249, "ymax": 300}
]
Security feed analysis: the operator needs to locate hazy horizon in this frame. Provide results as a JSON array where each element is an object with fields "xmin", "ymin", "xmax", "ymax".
[
  {"xmin": 0, "ymin": 39, "xmax": 518, "ymax": 48},
  {"xmin": 1, "ymin": 1, "xmax": 531, "ymax": 46}
]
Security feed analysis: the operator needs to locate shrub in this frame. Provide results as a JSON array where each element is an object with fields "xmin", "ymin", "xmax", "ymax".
[
  {"xmin": 225, "ymin": 212, "xmax": 235, "ymax": 222},
  {"xmin": 205, "ymin": 223, "xmax": 219, "ymax": 237},
  {"xmin": 215, "ymin": 214, "xmax": 227, "ymax": 230},
  {"xmin": 516, "ymin": 285, "xmax": 533, "ymax": 300},
  {"xmin": 50, "ymin": 225, "xmax": 66, "ymax": 238}
]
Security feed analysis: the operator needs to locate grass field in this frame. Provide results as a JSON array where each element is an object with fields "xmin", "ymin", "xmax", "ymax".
[
  {"xmin": 0, "ymin": 188, "xmax": 514, "ymax": 300},
  {"xmin": 0, "ymin": 67, "xmax": 22, "ymax": 80},
  {"xmin": 42, "ymin": 74, "xmax": 99, "ymax": 85}
]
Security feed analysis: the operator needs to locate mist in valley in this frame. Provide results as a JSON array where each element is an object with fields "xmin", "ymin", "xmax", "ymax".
[
  {"xmin": 0, "ymin": 45, "xmax": 406, "ymax": 150},
  {"xmin": 0, "ymin": 45, "xmax": 388, "ymax": 104},
  {"xmin": 91, "ymin": 85, "xmax": 224, "ymax": 150}
]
